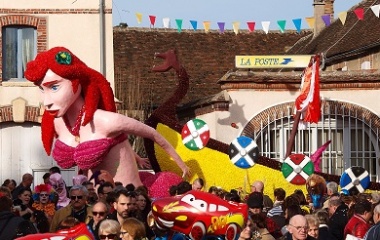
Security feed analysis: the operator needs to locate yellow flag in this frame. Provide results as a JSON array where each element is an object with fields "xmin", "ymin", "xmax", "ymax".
[
  {"xmin": 135, "ymin": 12, "xmax": 143, "ymax": 24},
  {"xmin": 232, "ymin": 21, "xmax": 240, "ymax": 35},
  {"xmin": 203, "ymin": 21, "xmax": 211, "ymax": 33},
  {"xmin": 305, "ymin": 17, "xmax": 315, "ymax": 29},
  {"xmin": 338, "ymin": 12, "xmax": 347, "ymax": 25}
]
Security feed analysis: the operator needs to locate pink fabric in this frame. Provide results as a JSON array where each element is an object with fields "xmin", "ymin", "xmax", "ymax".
[
  {"xmin": 52, "ymin": 133, "xmax": 128, "ymax": 170},
  {"xmin": 49, "ymin": 173, "xmax": 70, "ymax": 208},
  {"xmin": 142, "ymin": 171, "xmax": 182, "ymax": 199}
]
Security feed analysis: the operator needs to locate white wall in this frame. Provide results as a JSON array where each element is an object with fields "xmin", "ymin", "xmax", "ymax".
[{"xmin": 199, "ymin": 89, "xmax": 380, "ymax": 144}]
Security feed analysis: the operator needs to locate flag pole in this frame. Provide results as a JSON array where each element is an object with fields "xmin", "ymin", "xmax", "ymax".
[{"xmin": 285, "ymin": 111, "xmax": 301, "ymax": 158}]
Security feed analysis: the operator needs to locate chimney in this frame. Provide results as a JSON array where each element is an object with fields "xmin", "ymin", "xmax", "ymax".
[{"xmin": 313, "ymin": 0, "xmax": 335, "ymax": 37}]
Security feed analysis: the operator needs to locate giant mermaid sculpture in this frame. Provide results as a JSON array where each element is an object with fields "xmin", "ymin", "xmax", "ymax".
[{"xmin": 24, "ymin": 47, "xmax": 190, "ymax": 187}]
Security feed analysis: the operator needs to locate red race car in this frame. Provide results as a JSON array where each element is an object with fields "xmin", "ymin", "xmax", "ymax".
[{"xmin": 150, "ymin": 190, "xmax": 248, "ymax": 240}]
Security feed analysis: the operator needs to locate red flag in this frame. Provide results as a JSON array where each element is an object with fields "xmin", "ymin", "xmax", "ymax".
[
  {"xmin": 295, "ymin": 55, "xmax": 321, "ymax": 124},
  {"xmin": 149, "ymin": 15, "xmax": 156, "ymax": 26},
  {"xmin": 247, "ymin": 22, "xmax": 255, "ymax": 32}
]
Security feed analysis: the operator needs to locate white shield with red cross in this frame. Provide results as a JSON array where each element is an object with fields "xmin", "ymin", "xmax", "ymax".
[
  {"xmin": 181, "ymin": 119, "xmax": 210, "ymax": 150},
  {"xmin": 282, "ymin": 154, "xmax": 314, "ymax": 185}
]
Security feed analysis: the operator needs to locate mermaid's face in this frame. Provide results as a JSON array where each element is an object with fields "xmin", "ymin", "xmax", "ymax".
[{"xmin": 38, "ymin": 69, "xmax": 81, "ymax": 118}]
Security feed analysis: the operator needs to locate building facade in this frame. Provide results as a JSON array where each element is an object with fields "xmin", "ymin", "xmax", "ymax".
[{"xmin": 0, "ymin": 0, "xmax": 114, "ymax": 186}]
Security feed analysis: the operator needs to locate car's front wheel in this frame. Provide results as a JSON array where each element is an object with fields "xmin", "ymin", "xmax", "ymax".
[{"xmin": 189, "ymin": 221, "xmax": 206, "ymax": 240}]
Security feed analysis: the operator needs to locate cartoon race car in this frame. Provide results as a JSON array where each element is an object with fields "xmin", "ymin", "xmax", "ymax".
[
  {"xmin": 16, "ymin": 222, "xmax": 95, "ymax": 240},
  {"xmin": 150, "ymin": 190, "xmax": 248, "ymax": 240}
]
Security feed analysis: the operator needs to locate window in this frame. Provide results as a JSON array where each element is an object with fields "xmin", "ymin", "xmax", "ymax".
[
  {"xmin": 2, "ymin": 26, "xmax": 36, "ymax": 81},
  {"xmin": 253, "ymin": 108, "xmax": 380, "ymax": 181}
]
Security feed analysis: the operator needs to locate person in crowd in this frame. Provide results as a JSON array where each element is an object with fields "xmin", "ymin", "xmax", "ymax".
[
  {"xmin": 286, "ymin": 214, "xmax": 316, "ymax": 240},
  {"xmin": 12, "ymin": 173, "xmax": 33, "ymax": 200},
  {"xmin": 344, "ymin": 199, "xmax": 372, "ymax": 239},
  {"xmin": 192, "ymin": 178, "xmax": 204, "ymax": 191},
  {"xmin": 50, "ymin": 172, "xmax": 71, "ymax": 209},
  {"xmin": 365, "ymin": 203, "xmax": 380, "ymax": 240},
  {"xmin": 99, "ymin": 181, "xmax": 115, "ymax": 203},
  {"xmin": 31, "ymin": 183, "xmax": 56, "ymax": 225},
  {"xmin": 251, "ymin": 180, "xmax": 273, "ymax": 212},
  {"xmin": 25, "ymin": 47, "xmax": 190, "ymax": 187},
  {"xmin": 43, "ymin": 173, "xmax": 51, "ymax": 185},
  {"xmin": 208, "ymin": 186, "xmax": 221, "ymax": 196},
  {"xmin": 224, "ymin": 189, "xmax": 242, "ymax": 203},
  {"xmin": 0, "ymin": 186, "xmax": 12, "ymax": 198},
  {"xmin": 267, "ymin": 188, "xmax": 286, "ymax": 225},
  {"xmin": 88, "ymin": 201, "xmax": 109, "ymax": 240},
  {"xmin": 315, "ymin": 209, "xmax": 334, "ymax": 240},
  {"xmin": 98, "ymin": 219, "xmax": 120, "ymax": 240},
  {"xmin": 169, "ymin": 181, "xmax": 192, "ymax": 196},
  {"xmin": 13, "ymin": 187, "xmax": 34, "ymax": 220},
  {"xmin": 247, "ymin": 192, "xmax": 281, "ymax": 238},
  {"xmin": 238, "ymin": 217, "xmax": 258, "ymax": 240},
  {"xmin": 327, "ymin": 197, "xmax": 348, "ymax": 240},
  {"xmin": 56, "ymin": 216, "xmax": 80, "ymax": 230},
  {"xmin": 2, "ymin": 179, "xmax": 17, "ymax": 193},
  {"xmin": 135, "ymin": 190, "xmax": 151, "ymax": 220},
  {"xmin": 50, "ymin": 184, "xmax": 92, "ymax": 232},
  {"xmin": 0, "ymin": 192, "xmax": 36, "ymax": 239},
  {"xmin": 250, "ymin": 213, "xmax": 276, "ymax": 240},
  {"xmin": 370, "ymin": 192, "xmax": 380, "ymax": 206},
  {"xmin": 107, "ymin": 189, "xmax": 137, "ymax": 225},
  {"xmin": 120, "ymin": 217, "xmax": 147, "ymax": 240},
  {"xmin": 322, "ymin": 181, "xmax": 339, "ymax": 209},
  {"xmin": 32, "ymin": 210, "xmax": 50, "ymax": 233},
  {"xmin": 305, "ymin": 214, "xmax": 319, "ymax": 239}
]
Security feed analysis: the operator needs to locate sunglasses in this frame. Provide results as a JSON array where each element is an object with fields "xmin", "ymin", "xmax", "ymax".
[
  {"xmin": 92, "ymin": 211, "xmax": 106, "ymax": 217},
  {"xmin": 70, "ymin": 195, "xmax": 84, "ymax": 200},
  {"xmin": 99, "ymin": 234, "xmax": 117, "ymax": 239}
]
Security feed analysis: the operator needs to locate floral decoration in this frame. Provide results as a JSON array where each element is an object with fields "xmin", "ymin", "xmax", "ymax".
[{"xmin": 55, "ymin": 51, "xmax": 72, "ymax": 65}]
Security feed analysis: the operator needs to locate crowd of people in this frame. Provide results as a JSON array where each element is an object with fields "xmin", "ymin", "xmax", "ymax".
[{"xmin": 1, "ymin": 169, "xmax": 380, "ymax": 240}]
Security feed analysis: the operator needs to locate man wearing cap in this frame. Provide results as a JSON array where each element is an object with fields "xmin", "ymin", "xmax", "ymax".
[{"xmin": 247, "ymin": 192, "xmax": 281, "ymax": 238}]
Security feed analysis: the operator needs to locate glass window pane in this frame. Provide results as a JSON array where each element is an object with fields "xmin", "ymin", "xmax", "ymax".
[
  {"xmin": 2, "ymin": 27, "xmax": 18, "ymax": 80},
  {"xmin": 2, "ymin": 26, "xmax": 36, "ymax": 81}
]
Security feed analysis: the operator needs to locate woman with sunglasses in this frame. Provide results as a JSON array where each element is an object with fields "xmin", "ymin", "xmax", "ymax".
[
  {"xmin": 88, "ymin": 201, "xmax": 109, "ymax": 240},
  {"xmin": 99, "ymin": 219, "xmax": 121, "ymax": 240}
]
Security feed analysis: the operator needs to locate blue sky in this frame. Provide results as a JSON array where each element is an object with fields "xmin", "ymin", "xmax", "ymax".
[{"xmin": 112, "ymin": 0, "xmax": 362, "ymax": 30}]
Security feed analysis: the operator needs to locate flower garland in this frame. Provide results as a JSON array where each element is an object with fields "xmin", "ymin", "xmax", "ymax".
[{"xmin": 32, "ymin": 202, "xmax": 56, "ymax": 217}]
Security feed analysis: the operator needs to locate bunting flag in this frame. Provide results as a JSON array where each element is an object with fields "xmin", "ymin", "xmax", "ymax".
[
  {"xmin": 203, "ymin": 21, "xmax": 211, "ymax": 33},
  {"xmin": 322, "ymin": 14, "xmax": 331, "ymax": 26},
  {"xmin": 261, "ymin": 21, "xmax": 270, "ymax": 34},
  {"xmin": 247, "ymin": 22, "xmax": 255, "ymax": 32},
  {"xmin": 277, "ymin": 20, "xmax": 286, "ymax": 33},
  {"xmin": 135, "ymin": 12, "xmax": 143, "ymax": 24},
  {"xmin": 132, "ymin": 5, "xmax": 380, "ymax": 32},
  {"xmin": 217, "ymin": 22, "xmax": 225, "ymax": 33},
  {"xmin": 149, "ymin": 15, "xmax": 156, "ymax": 27},
  {"xmin": 232, "ymin": 21, "xmax": 240, "ymax": 35},
  {"xmin": 292, "ymin": 18, "xmax": 302, "ymax": 33},
  {"xmin": 305, "ymin": 17, "xmax": 315, "ymax": 29},
  {"xmin": 295, "ymin": 55, "xmax": 321, "ymax": 124},
  {"xmin": 175, "ymin": 19, "xmax": 183, "ymax": 32},
  {"xmin": 338, "ymin": 12, "xmax": 348, "ymax": 25},
  {"xmin": 370, "ymin": 4, "xmax": 380, "ymax": 18},
  {"xmin": 354, "ymin": 8, "xmax": 364, "ymax": 20},
  {"xmin": 190, "ymin": 20, "xmax": 197, "ymax": 30},
  {"xmin": 163, "ymin": 17, "xmax": 170, "ymax": 28}
]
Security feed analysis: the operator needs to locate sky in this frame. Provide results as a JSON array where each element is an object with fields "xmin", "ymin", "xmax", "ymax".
[{"xmin": 112, "ymin": 0, "xmax": 362, "ymax": 30}]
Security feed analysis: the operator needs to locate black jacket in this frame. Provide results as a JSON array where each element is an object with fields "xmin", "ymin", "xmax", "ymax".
[
  {"xmin": 0, "ymin": 211, "xmax": 36, "ymax": 240},
  {"xmin": 328, "ymin": 203, "xmax": 348, "ymax": 240}
]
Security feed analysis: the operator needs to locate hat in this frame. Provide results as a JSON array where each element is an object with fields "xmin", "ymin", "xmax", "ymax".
[{"xmin": 247, "ymin": 192, "xmax": 263, "ymax": 209}]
